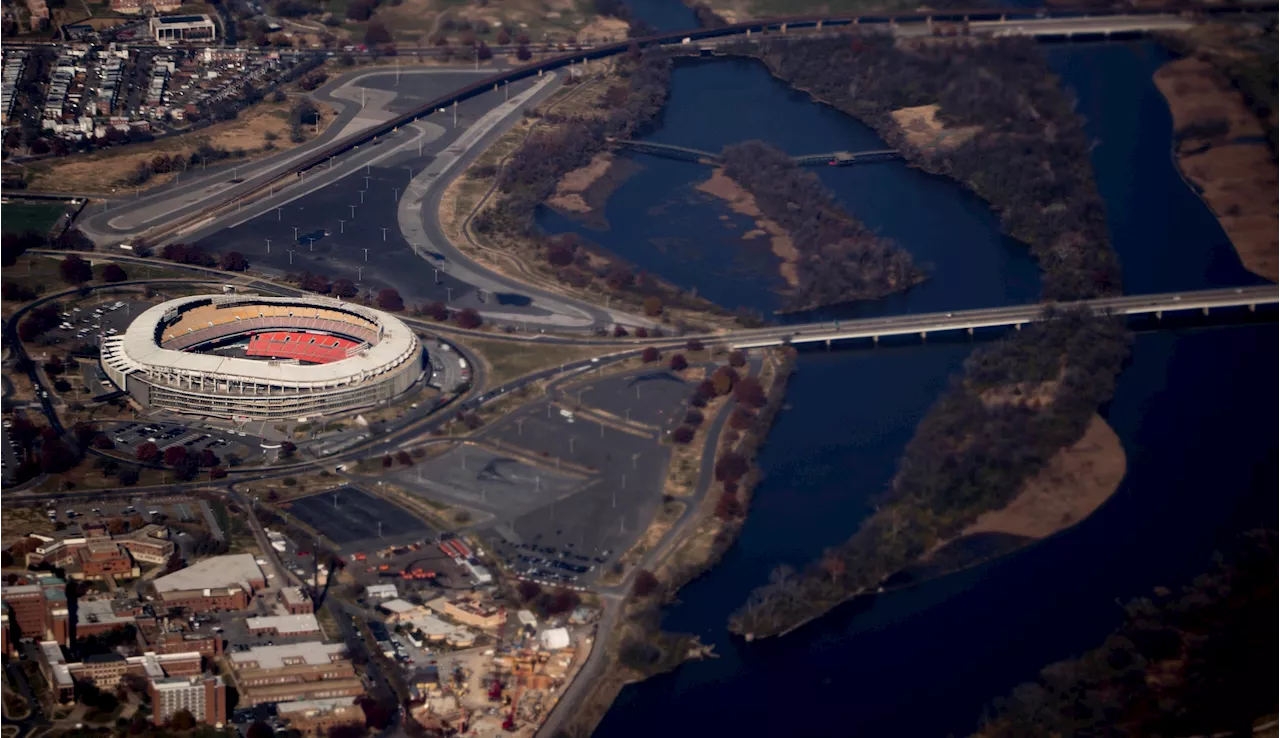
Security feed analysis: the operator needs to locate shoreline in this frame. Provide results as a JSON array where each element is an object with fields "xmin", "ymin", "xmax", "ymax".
[
  {"xmin": 1152, "ymin": 57, "xmax": 1278, "ymax": 283},
  {"xmin": 695, "ymin": 168, "xmax": 801, "ymax": 289}
]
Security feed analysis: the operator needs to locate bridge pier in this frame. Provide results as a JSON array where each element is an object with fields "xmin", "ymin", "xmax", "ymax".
[
  {"xmin": 780, "ymin": 22, "xmax": 787, "ymax": 33},
  {"xmin": 1015, "ymin": 323, "xmax": 1022, "ymax": 331},
  {"xmin": 967, "ymin": 327, "xmax": 974, "ymax": 336},
  {"xmin": 1202, "ymin": 307, "xmax": 1210, "ymax": 316},
  {"xmin": 920, "ymin": 331, "xmax": 927, "ymax": 341},
  {"xmin": 825, "ymin": 339, "xmax": 831, "ymax": 350},
  {"xmin": 872, "ymin": 335, "xmax": 879, "ymax": 345},
  {"xmin": 1250, "ymin": 304, "xmax": 1256, "ymax": 312},
  {"xmin": 1155, "ymin": 310, "xmax": 1162, "ymax": 319}
]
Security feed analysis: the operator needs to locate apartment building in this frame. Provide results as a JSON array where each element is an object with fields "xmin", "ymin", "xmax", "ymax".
[{"xmin": 227, "ymin": 643, "xmax": 364, "ymax": 706}]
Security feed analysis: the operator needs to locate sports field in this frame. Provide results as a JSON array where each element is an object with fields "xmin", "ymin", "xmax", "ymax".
[{"xmin": 1, "ymin": 201, "xmax": 69, "ymax": 235}]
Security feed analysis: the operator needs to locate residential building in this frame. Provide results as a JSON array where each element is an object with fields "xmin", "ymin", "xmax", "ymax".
[
  {"xmin": 228, "ymin": 642, "xmax": 363, "ymax": 706},
  {"xmin": 150, "ymin": 675, "xmax": 226, "ymax": 727},
  {"xmin": 276, "ymin": 697, "xmax": 364, "ymax": 737},
  {"xmin": 36, "ymin": 641, "xmax": 203, "ymax": 702}
]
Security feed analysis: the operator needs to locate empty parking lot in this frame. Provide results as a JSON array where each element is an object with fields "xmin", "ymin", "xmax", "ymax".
[{"xmin": 284, "ymin": 487, "xmax": 430, "ymax": 546}]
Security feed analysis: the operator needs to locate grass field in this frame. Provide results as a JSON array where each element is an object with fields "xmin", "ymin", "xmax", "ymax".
[
  {"xmin": 451, "ymin": 334, "xmax": 620, "ymax": 388},
  {"xmin": 1, "ymin": 201, "xmax": 69, "ymax": 235}
]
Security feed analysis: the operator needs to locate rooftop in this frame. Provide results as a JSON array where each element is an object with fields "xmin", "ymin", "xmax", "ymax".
[
  {"xmin": 380, "ymin": 598, "xmax": 417, "ymax": 614},
  {"xmin": 153, "ymin": 553, "xmax": 262, "ymax": 593},
  {"xmin": 78, "ymin": 598, "xmax": 137, "ymax": 628},
  {"xmin": 276, "ymin": 697, "xmax": 360, "ymax": 716},
  {"xmin": 245, "ymin": 613, "xmax": 321, "ymax": 634},
  {"xmin": 228, "ymin": 641, "xmax": 347, "ymax": 670}
]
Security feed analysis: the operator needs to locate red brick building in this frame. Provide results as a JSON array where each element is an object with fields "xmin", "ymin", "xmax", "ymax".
[
  {"xmin": 1, "ymin": 577, "xmax": 69, "ymax": 652},
  {"xmin": 280, "ymin": 586, "xmax": 313, "ymax": 614},
  {"xmin": 150, "ymin": 675, "xmax": 226, "ymax": 727}
]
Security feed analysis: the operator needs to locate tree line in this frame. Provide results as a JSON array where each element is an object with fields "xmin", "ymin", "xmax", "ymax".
[
  {"xmin": 729, "ymin": 310, "xmax": 1130, "ymax": 638},
  {"xmin": 719, "ymin": 140, "xmax": 926, "ymax": 311},
  {"xmin": 731, "ymin": 34, "xmax": 1122, "ymax": 302},
  {"xmin": 979, "ymin": 529, "xmax": 1277, "ymax": 736}
]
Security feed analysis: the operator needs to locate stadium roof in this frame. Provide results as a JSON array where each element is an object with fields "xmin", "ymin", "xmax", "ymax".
[
  {"xmin": 153, "ymin": 553, "xmax": 263, "ymax": 593},
  {"xmin": 117, "ymin": 295, "xmax": 417, "ymax": 387}
]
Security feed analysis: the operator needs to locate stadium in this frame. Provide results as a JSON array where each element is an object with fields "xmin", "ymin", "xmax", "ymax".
[{"xmin": 100, "ymin": 294, "xmax": 423, "ymax": 421}]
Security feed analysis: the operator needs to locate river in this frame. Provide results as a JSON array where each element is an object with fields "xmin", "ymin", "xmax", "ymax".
[{"xmin": 549, "ymin": 41, "xmax": 1277, "ymax": 737}]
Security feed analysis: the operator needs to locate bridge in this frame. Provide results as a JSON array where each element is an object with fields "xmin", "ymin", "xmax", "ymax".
[
  {"xmin": 723, "ymin": 286, "xmax": 1279, "ymax": 350},
  {"xmin": 610, "ymin": 139, "xmax": 902, "ymax": 167},
  {"xmin": 119, "ymin": 3, "xmax": 1274, "ymax": 245}
]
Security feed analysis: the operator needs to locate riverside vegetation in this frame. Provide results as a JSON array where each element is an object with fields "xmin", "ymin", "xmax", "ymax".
[
  {"xmin": 978, "ymin": 530, "xmax": 1278, "ymax": 737},
  {"xmin": 718, "ymin": 141, "xmax": 926, "ymax": 311},
  {"xmin": 723, "ymin": 34, "xmax": 1132, "ymax": 638}
]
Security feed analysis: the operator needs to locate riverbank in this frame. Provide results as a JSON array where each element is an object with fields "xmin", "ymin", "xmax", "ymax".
[
  {"xmin": 1152, "ymin": 57, "xmax": 1278, "ymax": 283},
  {"xmin": 556, "ymin": 346, "xmax": 796, "ymax": 736},
  {"xmin": 695, "ymin": 168, "xmax": 800, "ymax": 288}
]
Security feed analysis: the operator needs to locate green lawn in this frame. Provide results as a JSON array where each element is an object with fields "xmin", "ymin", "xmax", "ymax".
[{"xmin": 1, "ymin": 201, "xmax": 70, "ymax": 235}]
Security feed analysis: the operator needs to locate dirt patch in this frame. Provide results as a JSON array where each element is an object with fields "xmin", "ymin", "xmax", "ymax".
[
  {"xmin": 962, "ymin": 414, "xmax": 1126, "ymax": 539},
  {"xmin": 546, "ymin": 152, "xmax": 642, "ymax": 229},
  {"xmin": 25, "ymin": 100, "xmax": 335, "ymax": 193},
  {"xmin": 891, "ymin": 104, "xmax": 981, "ymax": 152},
  {"xmin": 579, "ymin": 16, "xmax": 630, "ymax": 43},
  {"xmin": 980, "ymin": 378, "xmax": 1061, "ymax": 410},
  {"xmin": 1154, "ymin": 58, "xmax": 1277, "ymax": 282},
  {"xmin": 696, "ymin": 168, "xmax": 799, "ymax": 288}
]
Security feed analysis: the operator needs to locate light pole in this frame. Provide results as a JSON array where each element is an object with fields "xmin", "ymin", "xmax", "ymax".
[
  {"xmin": 339, "ymin": 220, "xmax": 345, "ymax": 233},
  {"xmin": 445, "ymin": 286, "xmax": 453, "ymax": 302},
  {"xmin": 277, "ymin": 207, "xmax": 283, "ymax": 221},
  {"xmin": 363, "ymin": 248, "xmax": 370, "ymax": 262},
  {"xmin": 392, "ymin": 187, "xmax": 399, "ymax": 202},
  {"xmin": 265, "ymin": 239, "xmax": 271, "ymax": 254},
  {"xmin": 380, "ymin": 228, "xmax": 387, "ymax": 242},
  {"xmin": 287, "ymin": 249, "xmax": 294, "ymax": 265},
  {"xmin": 349, "ymin": 205, "xmax": 356, "ymax": 218},
  {"xmin": 359, "ymin": 190, "xmax": 366, "ymax": 204},
  {"xmin": 308, "ymin": 238, "xmax": 315, "ymax": 252},
  {"xmin": 293, "ymin": 226, "xmax": 299, "ymax": 240}
]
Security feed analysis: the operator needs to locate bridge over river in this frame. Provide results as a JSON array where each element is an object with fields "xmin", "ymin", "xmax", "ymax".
[
  {"xmin": 724, "ymin": 286, "xmax": 1280, "ymax": 349},
  {"xmin": 608, "ymin": 138, "xmax": 902, "ymax": 167}
]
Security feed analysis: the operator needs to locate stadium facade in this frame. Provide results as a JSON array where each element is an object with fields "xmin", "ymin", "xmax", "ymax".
[{"xmin": 101, "ymin": 294, "xmax": 422, "ymax": 420}]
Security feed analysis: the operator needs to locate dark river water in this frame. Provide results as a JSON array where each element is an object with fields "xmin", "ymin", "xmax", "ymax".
[{"xmin": 563, "ymin": 41, "xmax": 1278, "ymax": 737}]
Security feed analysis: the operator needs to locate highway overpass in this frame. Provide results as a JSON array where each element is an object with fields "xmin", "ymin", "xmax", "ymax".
[{"xmin": 726, "ymin": 286, "xmax": 1280, "ymax": 349}]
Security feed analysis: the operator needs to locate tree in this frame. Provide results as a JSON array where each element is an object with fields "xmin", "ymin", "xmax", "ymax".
[
  {"xmin": 247, "ymin": 722, "xmax": 274, "ymax": 738},
  {"xmin": 632, "ymin": 569, "xmax": 659, "ymax": 597},
  {"xmin": 92, "ymin": 434, "xmax": 115, "ymax": 450},
  {"xmin": 199, "ymin": 448, "xmax": 219, "ymax": 468},
  {"xmin": 516, "ymin": 44, "xmax": 532, "ymax": 62},
  {"xmin": 476, "ymin": 42, "xmax": 493, "ymax": 61},
  {"xmin": 642, "ymin": 295, "xmax": 663, "ymax": 316},
  {"xmin": 455, "ymin": 308, "xmax": 482, "ymax": 329},
  {"xmin": 381, "ymin": 455, "xmax": 393, "ymax": 468},
  {"xmin": 395, "ymin": 450, "xmax": 413, "ymax": 466},
  {"xmin": 733, "ymin": 375, "xmax": 767, "ymax": 408},
  {"xmin": 375, "ymin": 289, "xmax": 404, "ymax": 312},
  {"xmin": 136, "ymin": 442, "xmax": 159, "ymax": 463},
  {"xmin": 714, "ymin": 452, "xmax": 747, "ymax": 483},
  {"xmin": 546, "ymin": 241, "xmax": 574, "ymax": 267},
  {"xmin": 641, "ymin": 347, "xmax": 660, "ymax": 363},
  {"xmin": 668, "ymin": 354, "xmax": 688, "ymax": 371},
  {"xmin": 365, "ymin": 20, "xmax": 392, "ymax": 46},
  {"xmin": 728, "ymin": 350, "xmax": 747, "ymax": 368},
  {"xmin": 170, "ymin": 709, "xmax": 196, "ymax": 731},
  {"xmin": 163, "ymin": 445, "xmax": 187, "ymax": 467},
  {"xmin": 686, "ymin": 338, "xmax": 704, "ymax": 352},
  {"xmin": 280, "ymin": 441, "xmax": 297, "ymax": 458},
  {"xmin": 517, "ymin": 580, "xmax": 542, "ymax": 601},
  {"xmin": 683, "ymin": 409, "xmax": 703, "ymax": 427},
  {"xmin": 728, "ymin": 407, "xmax": 755, "ymax": 431},
  {"xmin": 220, "ymin": 251, "xmax": 249, "ymax": 272},
  {"xmin": 711, "ymin": 366, "xmax": 739, "ymax": 396},
  {"xmin": 59, "ymin": 255, "xmax": 93, "ymax": 285},
  {"xmin": 671, "ymin": 426, "xmax": 695, "ymax": 444},
  {"xmin": 496, "ymin": 29, "xmax": 510, "ymax": 44},
  {"xmin": 715, "ymin": 491, "xmax": 742, "ymax": 520},
  {"xmin": 332, "ymin": 278, "xmax": 358, "ymax": 299},
  {"xmin": 635, "ymin": 327, "xmax": 649, "ymax": 338},
  {"xmin": 613, "ymin": 325, "xmax": 629, "ymax": 338},
  {"xmin": 424, "ymin": 301, "xmax": 448, "ymax": 321},
  {"xmin": 101, "ymin": 263, "xmax": 127, "ymax": 282}
]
